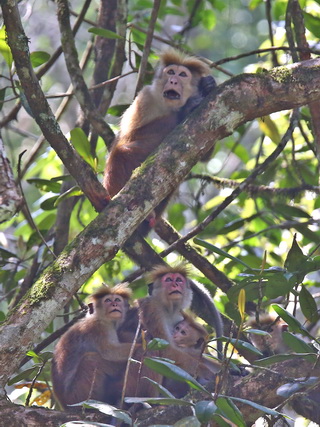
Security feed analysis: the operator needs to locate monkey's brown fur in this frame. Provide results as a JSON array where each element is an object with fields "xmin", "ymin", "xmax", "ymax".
[
  {"xmin": 51, "ymin": 284, "xmax": 139, "ymax": 409},
  {"xmin": 103, "ymin": 50, "xmax": 215, "ymax": 232}
]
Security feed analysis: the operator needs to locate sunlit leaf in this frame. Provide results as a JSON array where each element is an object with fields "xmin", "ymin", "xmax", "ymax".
[
  {"xmin": 30, "ymin": 51, "xmax": 50, "ymax": 68},
  {"xmin": 238, "ymin": 289, "xmax": 246, "ymax": 322},
  {"xmin": 70, "ymin": 128, "xmax": 96, "ymax": 170},
  {"xmin": 31, "ymin": 389, "xmax": 51, "ymax": 406},
  {"xmin": 258, "ymin": 116, "xmax": 281, "ymax": 143},
  {"xmin": 0, "ymin": 26, "xmax": 13, "ymax": 67}
]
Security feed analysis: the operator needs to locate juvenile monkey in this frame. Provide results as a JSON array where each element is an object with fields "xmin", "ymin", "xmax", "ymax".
[
  {"xmin": 246, "ymin": 313, "xmax": 289, "ymax": 356},
  {"xmin": 51, "ymin": 284, "xmax": 140, "ymax": 409},
  {"xmin": 138, "ymin": 265, "xmax": 221, "ymax": 380},
  {"xmin": 104, "ymin": 50, "xmax": 216, "ymax": 231}
]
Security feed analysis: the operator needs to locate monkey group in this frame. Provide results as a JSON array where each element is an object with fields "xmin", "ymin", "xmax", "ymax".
[{"xmin": 51, "ymin": 265, "xmax": 222, "ymax": 409}]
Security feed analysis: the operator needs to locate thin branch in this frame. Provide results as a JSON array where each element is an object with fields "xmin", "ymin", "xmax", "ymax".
[
  {"xmin": 187, "ymin": 174, "xmax": 320, "ymax": 198},
  {"xmin": 134, "ymin": 0, "xmax": 161, "ymax": 95},
  {"xmin": 163, "ymin": 110, "xmax": 300, "ymax": 254},
  {"xmin": 56, "ymin": 0, "xmax": 114, "ymax": 144}
]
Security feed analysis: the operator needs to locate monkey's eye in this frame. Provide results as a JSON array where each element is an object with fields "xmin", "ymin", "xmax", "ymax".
[
  {"xmin": 114, "ymin": 297, "xmax": 121, "ymax": 302},
  {"xmin": 105, "ymin": 298, "xmax": 111, "ymax": 303},
  {"xmin": 167, "ymin": 69, "xmax": 175, "ymax": 75},
  {"xmin": 165, "ymin": 277, "xmax": 173, "ymax": 282},
  {"xmin": 179, "ymin": 71, "xmax": 188, "ymax": 77},
  {"xmin": 176, "ymin": 277, "xmax": 183, "ymax": 283}
]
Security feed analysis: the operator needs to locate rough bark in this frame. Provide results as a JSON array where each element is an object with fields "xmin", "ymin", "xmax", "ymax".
[{"xmin": 0, "ymin": 135, "xmax": 23, "ymax": 223}]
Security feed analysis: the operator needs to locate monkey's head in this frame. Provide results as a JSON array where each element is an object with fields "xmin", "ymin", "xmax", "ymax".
[
  {"xmin": 154, "ymin": 50, "xmax": 211, "ymax": 110},
  {"xmin": 173, "ymin": 315, "xmax": 207, "ymax": 349},
  {"xmin": 246, "ymin": 314, "xmax": 289, "ymax": 356},
  {"xmin": 148, "ymin": 264, "xmax": 193, "ymax": 309},
  {"xmin": 89, "ymin": 283, "xmax": 132, "ymax": 325}
]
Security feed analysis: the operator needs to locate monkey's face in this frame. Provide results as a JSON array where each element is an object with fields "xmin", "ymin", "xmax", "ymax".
[
  {"xmin": 162, "ymin": 65, "xmax": 194, "ymax": 109},
  {"xmin": 161, "ymin": 272, "xmax": 187, "ymax": 301},
  {"xmin": 103, "ymin": 295, "xmax": 126, "ymax": 320},
  {"xmin": 173, "ymin": 321, "xmax": 191, "ymax": 347}
]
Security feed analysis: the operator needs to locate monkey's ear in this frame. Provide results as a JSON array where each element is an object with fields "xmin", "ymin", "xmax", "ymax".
[
  {"xmin": 88, "ymin": 303, "xmax": 94, "ymax": 314},
  {"xmin": 195, "ymin": 337, "xmax": 205, "ymax": 349},
  {"xmin": 147, "ymin": 283, "xmax": 154, "ymax": 295}
]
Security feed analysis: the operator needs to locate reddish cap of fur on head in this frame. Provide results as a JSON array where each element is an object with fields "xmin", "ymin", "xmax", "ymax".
[
  {"xmin": 90, "ymin": 283, "xmax": 132, "ymax": 302},
  {"xmin": 147, "ymin": 263, "xmax": 190, "ymax": 283},
  {"xmin": 159, "ymin": 49, "xmax": 211, "ymax": 77}
]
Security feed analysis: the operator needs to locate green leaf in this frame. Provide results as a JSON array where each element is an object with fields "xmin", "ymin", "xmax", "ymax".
[
  {"xmin": 40, "ymin": 196, "xmax": 59, "ymax": 211},
  {"xmin": 272, "ymin": 304, "xmax": 309, "ymax": 336},
  {"xmin": 194, "ymin": 239, "xmax": 252, "ymax": 269},
  {"xmin": 216, "ymin": 397, "xmax": 246, "ymax": 427},
  {"xmin": 282, "ymin": 332, "xmax": 316, "ymax": 354},
  {"xmin": 0, "ymin": 26, "xmax": 13, "ymax": 67},
  {"xmin": 27, "ymin": 178, "xmax": 61, "ymax": 193},
  {"xmin": 107, "ymin": 104, "xmax": 130, "ymax": 117},
  {"xmin": 222, "ymin": 337, "xmax": 263, "ymax": 356},
  {"xmin": 254, "ymin": 353, "xmax": 317, "ymax": 367},
  {"xmin": 76, "ymin": 400, "xmax": 132, "ymax": 424},
  {"xmin": 195, "ymin": 400, "xmax": 218, "ymax": 423},
  {"xmin": 258, "ymin": 116, "xmax": 281, "ymax": 143},
  {"xmin": 299, "ymin": 286, "xmax": 319, "ymax": 323},
  {"xmin": 124, "ymin": 396, "xmax": 193, "ymax": 406},
  {"xmin": 228, "ymin": 396, "xmax": 286, "ymax": 417},
  {"xmin": 303, "ymin": 12, "xmax": 320, "ymax": 38},
  {"xmin": 70, "ymin": 128, "xmax": 96, "ymax": 170},
  {"xmin": 202, "ymin": 9, "xmax": 216, "ymax": 30},
  {"xmin": 8, "ymin": 367, "xmax": 39, "ymax": 385},
  {"xmin": 147, "ymin": 338, "xmax": 170, "ymax": 350},
  {"xmin": 30, "ymin": 51, "xmax": 50, "ymax": 68},
  {"xmin": 143, "ymin": 377, "xmax": 175, "ymax": 398},
  {"xmin": 88, "ymin": 27, "xmax": 124, "ymax": 39},
  {"xmin": 274, "ymin": 204, "xmax": 311, "ymax": 219},
  {"xmin": 143, "ymin": 357, "xmax": 210, "ymax": 394},
  {"xmin": 54, "ymin": 186, "xmax": 83, "ymax": 207}
]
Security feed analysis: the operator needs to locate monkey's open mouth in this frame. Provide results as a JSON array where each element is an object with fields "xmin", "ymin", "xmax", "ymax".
[
  {"xmin": 170, "ymin": 290, "xmax": 182, "ymax": 295},
  {"xmin": 163, "ymin": 90, "xmax": 181, "ymax": 100},
  {"xmin": 110, "ymin": 308, "xmax": 121, "ymax": 313}
]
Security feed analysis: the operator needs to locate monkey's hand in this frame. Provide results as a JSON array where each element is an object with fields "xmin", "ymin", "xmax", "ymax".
[{"xmin": 199, "ymin": 75, "xmax": 217, "ymax": 97}]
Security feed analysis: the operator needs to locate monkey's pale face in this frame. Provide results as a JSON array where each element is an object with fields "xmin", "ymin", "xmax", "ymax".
[
  {"xmin": 162, "ymin": 65, "xmax": 193, "ymax": 108},
  {"xmin": 161, "ymin": 273, "xmax": 187, "ymax": 301},
  {"xmin": 103, "ymin": 295, "xmax": 125, "ymax": 319}
]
